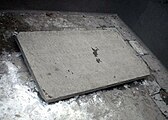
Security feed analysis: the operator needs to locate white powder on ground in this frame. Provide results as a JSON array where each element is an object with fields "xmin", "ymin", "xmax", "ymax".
[{"xmin": 0, "ymin": 60, "xmax": 112, "ymax": 120}]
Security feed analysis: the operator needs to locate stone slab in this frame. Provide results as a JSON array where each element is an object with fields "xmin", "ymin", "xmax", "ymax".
[{"xmin": 16, "ymin": 29, "xmax": 150, "ymax": 103}]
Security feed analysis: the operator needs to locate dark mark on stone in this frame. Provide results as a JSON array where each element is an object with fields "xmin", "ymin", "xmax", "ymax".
[
  {"xmin": 100, "ymin": 25, "xmax": 107, "ymax": 28},
  {"xmin": 114, "ymin": 76, "xmax": 116, "ymax": 78},
  {"xmin": 55, "ymin": 68, "xmax": 59, "ymax": 71},
  {"xmin": 42, "ymin": 89, "xmax": 53, "ymax": 98},
  {"xmin": 47, "ymin": 108, "xmax": 51, "ymax": 112},
  {"xmin": 47, "ymin": 73, "xmax": 51, "ymax": 75},
  {"xmin": 48, "ymin": 95, "xmax": 53, "ymax": 98},
  {"xmin": 42, "ymin": 89, "xmax": 46, "ymax": 92},
  {"xmin": 68, "ymin": 69, "xmax": 74, "ymax": 74},
  {"xmin": 91, "ymin": 47, "xmax": 102, "ymax": 63},
  {"xmin": 99, "ymin": 16, "xmax": 105, "ymax": 19},
  {"xmin": 96, "ymin": 58, "xmax": 102, "ymax": 63},
  {"xmin": 46, "ymin": 12, "xmax": 53, "ymax": 17},
  {"xmin": 15, "ymin": 114, "xmax": 21, "ymax": 117},
  {"xmin": 91, "ymin": 47, "xmax": 99, "ymax": 57}
]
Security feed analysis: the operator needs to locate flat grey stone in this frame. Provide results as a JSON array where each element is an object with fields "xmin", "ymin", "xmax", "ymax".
[{"xmin": 16, "ymin": 29, "xmax": 150, "ymax": 103}]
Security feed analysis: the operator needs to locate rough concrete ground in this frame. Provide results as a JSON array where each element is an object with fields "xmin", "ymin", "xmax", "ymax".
[{"xmin": 0, "ymin": 11, "xmax": 167, "ymax": 120}]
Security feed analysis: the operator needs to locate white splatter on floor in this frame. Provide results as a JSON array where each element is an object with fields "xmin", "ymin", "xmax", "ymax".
[
  {"xmin": 0, "ymin": 60, "xmax": 111, "ymax": 120},
  {"xmin": 0, "ymin": 52, "xmax": 166, "ymax": 120}
]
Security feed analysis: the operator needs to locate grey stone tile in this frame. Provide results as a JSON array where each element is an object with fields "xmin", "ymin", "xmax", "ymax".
[{"xmin": 17, "ymin": 29, "xmax": 150, "ymax": 102}]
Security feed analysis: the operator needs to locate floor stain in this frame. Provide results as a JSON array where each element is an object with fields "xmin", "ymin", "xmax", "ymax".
[
  {"xmin": 96, "ymin": 58, "xmax": 102, "ymax": 63},
  {"xmin": 91, "ymin": 47, "xmax": 102, "ymax": 63},
  {"xmin": 42, "ymin": 89, "xmax": 53, "ymax": 99},
  {"xmin": 47, "ymin": 73, "xmax": 51, "ymax": 75},
  {"xmin": 91, "ymin": 47, "xmax": 99, "ymax": 57},
  {"xmin": 55, "ymin": 68, "xmax": 59, "ymax": 71}
]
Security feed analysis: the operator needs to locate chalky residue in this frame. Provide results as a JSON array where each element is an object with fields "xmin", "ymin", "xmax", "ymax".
[{"xmin": 0, "ymin": 57, "xmax": 116, "ymax": 120}]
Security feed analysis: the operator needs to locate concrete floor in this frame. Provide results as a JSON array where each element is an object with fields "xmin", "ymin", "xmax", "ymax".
[{"xmin": 0, "ymin": 11, "xmax": 168, "ymax": 120}]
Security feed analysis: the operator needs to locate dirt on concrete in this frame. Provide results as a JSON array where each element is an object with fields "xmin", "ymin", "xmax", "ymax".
[{"xmin": 0, "ymin": 13, "xmax": 31, "ymax": 53}]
